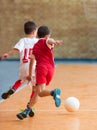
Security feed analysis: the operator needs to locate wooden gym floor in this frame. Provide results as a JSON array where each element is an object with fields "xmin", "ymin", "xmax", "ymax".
[{"xmin": 0, "ymin": 63, "xmax": 97, "ymax": 130}]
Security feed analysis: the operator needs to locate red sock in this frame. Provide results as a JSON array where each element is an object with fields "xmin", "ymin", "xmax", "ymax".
[
  {"xmin": 12, "ymin": 80, "xmax": 22, "ymax": 90},
  {"xmin": 30, "ymin": 86, "xmax": 35, "ymax": 100},
  {"xmin": 30, "ymin": 91, "xmax": 35, "ymax": 100}
]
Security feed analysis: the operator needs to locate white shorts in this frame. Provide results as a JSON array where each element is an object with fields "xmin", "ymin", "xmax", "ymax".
[{"xmin": 19, "ymin": 62, "xmax": 36, "ymax": 84}]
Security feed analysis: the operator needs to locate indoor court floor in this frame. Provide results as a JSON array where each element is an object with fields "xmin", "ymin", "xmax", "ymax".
[{"xmin": 0, "ymin": 61, "xmax": 97, "ymax": 130}]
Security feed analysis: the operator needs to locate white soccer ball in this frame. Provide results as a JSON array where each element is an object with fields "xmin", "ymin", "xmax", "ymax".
[{"xmin": 64, "ymin": 97, "xmax": 80, "ymax": 112}]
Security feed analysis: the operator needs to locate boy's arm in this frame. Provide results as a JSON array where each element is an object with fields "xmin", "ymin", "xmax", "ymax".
[
  {"xmin": 46, "ymin": 38, "xmax": 62, "ymax": 49},
  {"xmin": 26, "ymin": 54, "xmax": 35, "ymax": 81},
  {"xmin": 0, "ymin": 48, "xmax": 19, "ymax": 59}
]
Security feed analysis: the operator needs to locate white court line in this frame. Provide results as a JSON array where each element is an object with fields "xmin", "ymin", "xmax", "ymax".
[
  {"xmin": 0, "ymin": 99, "xmax": 4, "ymax": 103},
  {"xmin": 0, "ymin": 109, "xmax": 97, "ymax": 112}
]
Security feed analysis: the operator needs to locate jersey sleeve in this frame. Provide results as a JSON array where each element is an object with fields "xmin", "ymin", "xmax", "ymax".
[{"xmin": 14, "ymin": 39, "xmax": 24, "ymax": 52}]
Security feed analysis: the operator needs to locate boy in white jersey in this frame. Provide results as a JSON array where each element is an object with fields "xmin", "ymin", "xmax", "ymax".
[{"xmin": 1, "ymin": 21, "xmax": 38, "ymax": 102}]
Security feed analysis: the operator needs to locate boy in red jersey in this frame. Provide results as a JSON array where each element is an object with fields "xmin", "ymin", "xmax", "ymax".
[{"xmin": 17, "ymin": 26, "xmax": 62, "ymax": 120}]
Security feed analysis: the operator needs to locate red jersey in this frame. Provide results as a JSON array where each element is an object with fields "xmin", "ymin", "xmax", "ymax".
[
  {"xmin": 33, "ymin": 38, "xmax": 54, "ymax": 68},
  {"xmin": 32, "ymin": 38, "xmax": 55, "ymax": 85}
]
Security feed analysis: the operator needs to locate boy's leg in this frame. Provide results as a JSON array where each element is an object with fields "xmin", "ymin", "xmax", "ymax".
[
  {"xmin": 32, "ymin": 84, "xmax": 61, "ymax": 107},
  {"xmin": 27, "ymin": 85, "xmax": 36, "ymax": 117},
  {"xmin": 17, "ymin": 86, "xmax": 38, "ymax": 120},
  {"xmin": 30, "ymin": 85, "xmax": 61, "ymax": 108},
  {"xmin": 16, "ymin": 85, "xmax": 61, "ymax": 120},
  {"xmin": 35, "ymin": 84, "xmax": 61, "ymax": 107},
  {"xmin": 1, "ymin": 79, "xmax": 22, "ymax": 99},
  {"xmin": 38, "ymin": 87, "xmax": 61, "ymax": 107},
  {"xmin": 12, "ymin": 79, "xmax": 22, "ymax": 90}
]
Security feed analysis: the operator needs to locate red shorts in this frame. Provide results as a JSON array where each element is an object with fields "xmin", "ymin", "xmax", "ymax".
[{"xmin": 35, "ymin": 65, "xmax": 54, "ymax": 86}]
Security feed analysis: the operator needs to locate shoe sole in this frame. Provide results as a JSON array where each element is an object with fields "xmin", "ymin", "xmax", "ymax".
[
  {"xmin": 16, "ymin": 113, "xmax": 27, "ymax": 120},
  {"xmin": 16, "ymin": 114, "xmax": 24, "ymax": 120}
]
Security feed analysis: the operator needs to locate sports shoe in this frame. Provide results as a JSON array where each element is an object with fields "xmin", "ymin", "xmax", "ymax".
[
  {"xmin": 53, "ymin": 88, "xmax": 61, "ymax": 107},
  {"xmin": 17, "ymin": 108, "xmax": 34, "ymax": 120},
  {"xmin": 21, "ymin": 107, "xmax": 35, "ymax": 117},
  {"xmin": 29, "ymin": 108, "xmax": 35, "ymax": 117},
  {"xmin": 26, "ymin": 102, "xmax": 35, "ymax": 117},
  {"xmin": 1, "ymin": 89, "xmax": 14, "ymax": 99}
]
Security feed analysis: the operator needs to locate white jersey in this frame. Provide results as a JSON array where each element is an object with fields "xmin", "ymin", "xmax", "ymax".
[{"xmin": 14, "ymin": 37, "xmax": 38, "ymax": 80}]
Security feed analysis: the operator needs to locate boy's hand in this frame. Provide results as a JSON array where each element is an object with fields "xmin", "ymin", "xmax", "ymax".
[
  {"xmin": 55, "ymin": 40, "xmax": 62, "ymax": 45},
  {"xmin": 48, "ymin": 38, "xmax": 62, "ymax": 46},
  {"xmin": 26, "ymin": 75, "xmax": 32, "ymax": 82},
  {"xmin": 1, "ymin": 53, "xmax": 9, "ymax": 59}
]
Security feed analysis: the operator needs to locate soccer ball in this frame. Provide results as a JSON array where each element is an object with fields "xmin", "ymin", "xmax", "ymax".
[{"xmin": 64, "ymin": 97, "xmax": 80, "ymax": 112}]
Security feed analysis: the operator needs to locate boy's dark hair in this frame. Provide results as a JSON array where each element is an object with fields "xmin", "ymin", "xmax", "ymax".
[
  {"xmin": 24, "ymin": 21, "xmax": 37, "ymax": 34},
  {"xmin": 37, "ymin": 26, "xmax": 50, "ymax": 38}
]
